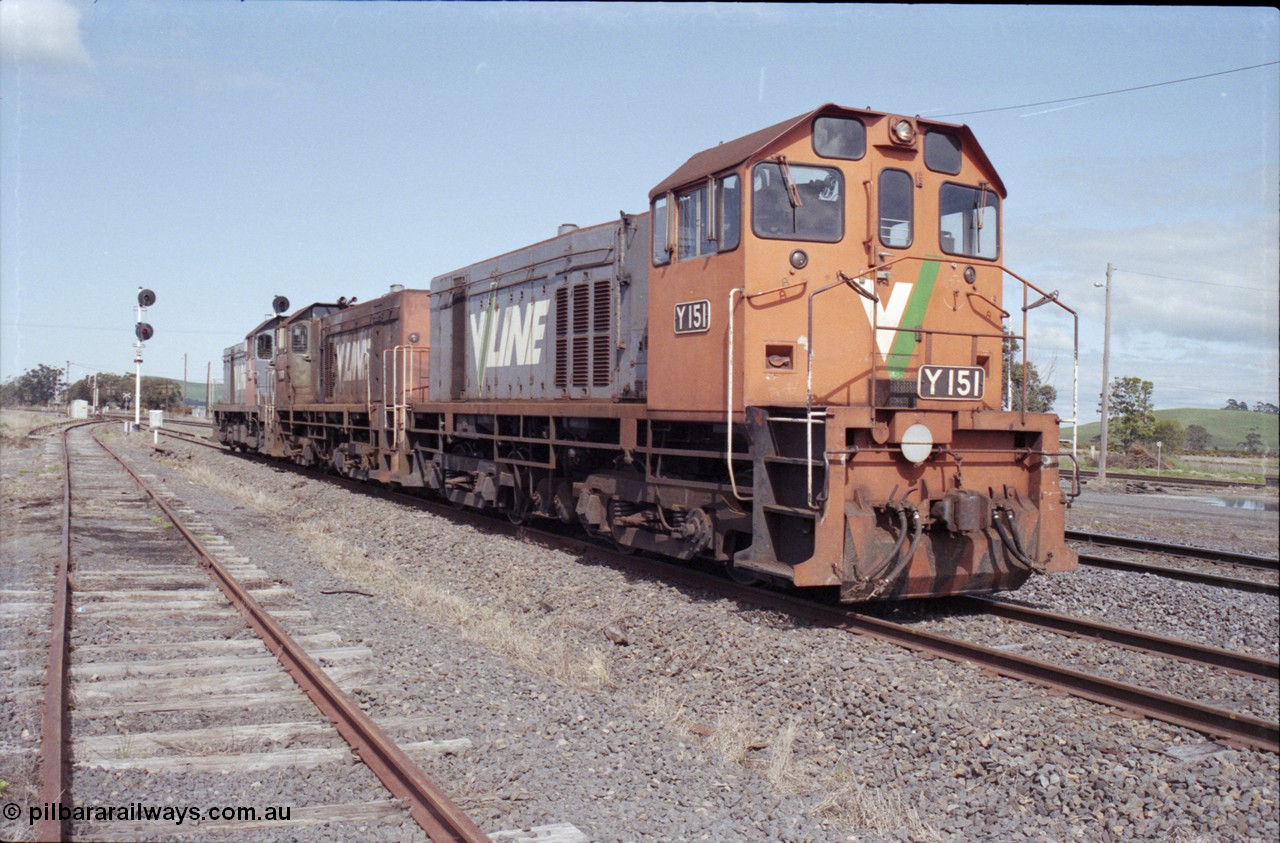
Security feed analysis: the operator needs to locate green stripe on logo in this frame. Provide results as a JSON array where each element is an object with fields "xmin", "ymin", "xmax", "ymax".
[{"xmin": 885, "ymin": 260, "xmax": 940, "ymax": 379}]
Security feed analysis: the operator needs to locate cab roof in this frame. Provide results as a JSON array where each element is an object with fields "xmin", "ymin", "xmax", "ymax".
[{"xmin": 648, "ymin": 103, "xmax": 1005, "ymax": 200}]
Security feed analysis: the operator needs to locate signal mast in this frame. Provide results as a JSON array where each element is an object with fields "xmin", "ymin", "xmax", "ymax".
[{"xmin": 134, "ymin": 288, "xmax": 156, "ymax": 430}]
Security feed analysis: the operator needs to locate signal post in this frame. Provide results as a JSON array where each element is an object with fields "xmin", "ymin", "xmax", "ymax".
[{"xmin": 134, "ymin": 288, "xmax": 156, "ymax": 430}]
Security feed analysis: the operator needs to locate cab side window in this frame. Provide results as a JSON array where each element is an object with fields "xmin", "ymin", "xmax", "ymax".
[
  {"xmin": 657, "ymin": 173, "xmax": 742, "ymax": 264},
  {"xmin": 652, "ymin": 196, "xmax": 671, "ymax": 266},
  {"xmin": 256, "ymin": 333, "xmax": 273, "ymax": 360},
  {"xmin": 677, "ymin": 184, "xmax": 715, "ymax": 260}
]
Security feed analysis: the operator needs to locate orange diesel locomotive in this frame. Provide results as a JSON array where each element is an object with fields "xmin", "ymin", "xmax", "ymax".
[{"xmin": 214, "ymin": 103, "xmax": 1078, "ymax": 601}]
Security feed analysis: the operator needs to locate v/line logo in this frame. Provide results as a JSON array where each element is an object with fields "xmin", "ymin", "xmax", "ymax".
[
  {"xmin": 470, "ymin": 299, "xmax": 551, "ymax": 381},
  {"xmin": 854, "ymin": 261, "xmax": 940, "ymax": 376},
  {"xmin": 333, "ymin": 336, "xmax": 371, "ymax": 384},
  {"xmin": 858, "ymin": 282, "xmax": 914, "ymax": 360}
]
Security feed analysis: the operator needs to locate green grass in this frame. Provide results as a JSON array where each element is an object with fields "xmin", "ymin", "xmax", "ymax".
[{"xmin": 1065, "ymin": 408, "xmax": 1279, "ymax": 452}]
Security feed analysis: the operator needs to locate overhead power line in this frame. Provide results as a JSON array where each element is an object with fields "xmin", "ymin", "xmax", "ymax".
[
  {"xmin": 1114, "ymin": 268, "xmax": 1278, "ymax": 294},
  {"xmin": 936, "ymin": 62, "xmax": 1279, "ymax": 118}
]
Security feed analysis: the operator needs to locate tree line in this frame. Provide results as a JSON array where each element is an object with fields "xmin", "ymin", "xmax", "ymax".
[
  {"xmin": 1101, "ymin": 376, "xmax": 1270, "ymax": 455},
  {"xmin": 1223, "ymin": 399, "xmax": 1279, "ymax": 414},
  {"xmin": 0, "ymin": 365, "xmax": 191, "ymax": 412}
]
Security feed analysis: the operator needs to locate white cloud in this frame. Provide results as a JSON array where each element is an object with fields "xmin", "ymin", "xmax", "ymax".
[{"xmin": 0, "ymin": 0, "xmax": 92, "ymax": 69}]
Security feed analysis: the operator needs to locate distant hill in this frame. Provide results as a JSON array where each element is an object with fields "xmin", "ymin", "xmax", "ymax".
[
  {"xmin": 1065, "ymin": 408, "xmax": 1279, "ymax": 452},
  {"xmin": 178, "ymin": 379, "xmax": 223, "ymax": 407}
]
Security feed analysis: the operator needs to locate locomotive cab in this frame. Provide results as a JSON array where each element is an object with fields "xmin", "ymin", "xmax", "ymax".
[{"xmin": 647, "ymin": 104, "xmax": 1077, "ymax": 600}]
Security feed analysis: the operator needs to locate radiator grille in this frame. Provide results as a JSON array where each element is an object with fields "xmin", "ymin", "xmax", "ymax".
[
  {"xmin": 555, "ymin": 280, "xmax": 612, "ymax": 390},
  {"xmin": 323, "ymin": 339, "xmax": 336, "ymax": 400}
]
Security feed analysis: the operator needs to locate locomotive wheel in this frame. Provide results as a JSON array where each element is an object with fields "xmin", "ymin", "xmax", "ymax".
[
  {"xmin": 610, "ymin": 531, "xmax": 639, "ymax": 556},
  {"xmin": 726, "ymin": 560, "xmax": 761, "ymax": 586}
]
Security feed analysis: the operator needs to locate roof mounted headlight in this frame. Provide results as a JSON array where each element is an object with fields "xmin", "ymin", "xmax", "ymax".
[{"xmin": 891, "ymin": 119, "xmax": 915, "ymax": 144}]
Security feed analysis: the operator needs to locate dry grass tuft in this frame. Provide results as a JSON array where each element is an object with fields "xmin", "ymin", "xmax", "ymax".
[
  {"xmin": 290, "ymin": 519, "xmax": 612, "ymax": 689},
  {"xmin": 0, "ymin": 410, "xmax": 54, "ymax": 450},
  {"xmin": 183, "ymin": 464, "xmax": 291, "ymax": 515},
  {"xmin": 763, "ymin": 718, "xmax": 798, "ymax": 788},
  {"xmin": 705, "ymin": 709, "xmax": 756, "ymax": 766},
  {"xmin": 173, "ymin": 459, "xmax": 613, "ymax": 689},
  {"xmin": 814, "ymin": 763, "xmax": 939, "ymax": 841}
]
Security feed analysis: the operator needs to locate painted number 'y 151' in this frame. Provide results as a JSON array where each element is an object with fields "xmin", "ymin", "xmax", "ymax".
[{"xmin": 674, "ymin": 299, "xmax": 710, "ymax": 334}]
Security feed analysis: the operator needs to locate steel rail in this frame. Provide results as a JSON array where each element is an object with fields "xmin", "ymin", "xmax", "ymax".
[
  {"xmin": 1077, "ymin": 552, "xmax": 1279, "ymax": 597},
  {"xmin": 35, "ymin": 425, "xmax": 81, "ymax": 842},
  {"xmin": 1078, "ymin": 469, "xmax": 1267, "ymax": 490},
  {"xmin": 1067, "ymin": 529, "xmax": 1279, "ymax": 570},
  {"xmin": 92, "ymin": 429, "xmax": 489, "ymax": 843},
  {"xmin": 958, "ymin": 596, "xmax": 1278, "ymax": 680}
]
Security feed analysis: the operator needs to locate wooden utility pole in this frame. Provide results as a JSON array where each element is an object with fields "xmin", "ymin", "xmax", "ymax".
[{"xmin": 1096, "ymin": 263, "xmax": 1113, "ymax": 480}]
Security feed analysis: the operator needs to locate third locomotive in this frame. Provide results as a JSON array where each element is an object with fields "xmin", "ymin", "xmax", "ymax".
[{"xmin": 214, "ymin": 103, "xmax": 1079, "ymax": 601}]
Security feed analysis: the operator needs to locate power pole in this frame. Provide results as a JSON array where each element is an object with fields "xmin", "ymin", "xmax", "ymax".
[{"xmin": 1095, "ymin": 264, "xmax": 1113, "ymax": 480}]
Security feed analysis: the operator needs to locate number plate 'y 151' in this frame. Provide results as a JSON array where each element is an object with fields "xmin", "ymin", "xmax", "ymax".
[{"xmin": 918, "ymin": 365, "xmax": 985, "ymax": 400}]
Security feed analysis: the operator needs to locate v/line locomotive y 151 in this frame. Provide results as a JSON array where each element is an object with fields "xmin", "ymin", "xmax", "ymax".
[{"xmin": 213, "ymin": 103, "xmax": 1079, "ymax": 601}]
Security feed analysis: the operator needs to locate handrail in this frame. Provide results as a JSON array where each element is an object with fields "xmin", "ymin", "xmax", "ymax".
[
  {"xmin": 805, "ymin": 274, "xmax": 864, "ymax": 508},
  {"xmin": 803, "ymin": 256, "xmax": 1080, "ymax": 507},
  {"xmin": 726, "ymin": 288, "xmax": 751, "ymax": 501},
  {"xmin": 383, "ymin": 345, "xmax": 429, "ymax": 451},
  {"xmin": 726, "ymin": 277, "xmax": 808, "ymax": 502}
]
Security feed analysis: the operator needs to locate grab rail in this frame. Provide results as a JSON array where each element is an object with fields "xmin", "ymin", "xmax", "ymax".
[{"xmin": 804, "ymin": 257, "xmax": 1079, "ymax": 509}]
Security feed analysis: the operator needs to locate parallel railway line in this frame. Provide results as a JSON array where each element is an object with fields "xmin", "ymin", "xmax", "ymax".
[
  {"xmin": 1078, "ymin": 468, "xmax": 1268, "ymax": 490},
  {"xmin": 1068, "ymin": 530, "xmax": 1279, "ymax": 596},
  {"xmin": 35, "ymin": 422, "xmax": 494, "ymax": 842}
]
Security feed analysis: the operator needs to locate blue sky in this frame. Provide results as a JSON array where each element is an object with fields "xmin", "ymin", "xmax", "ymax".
[{"xmin": 2, "ymin": 1, "xmax": 1277, "ymax": 421}]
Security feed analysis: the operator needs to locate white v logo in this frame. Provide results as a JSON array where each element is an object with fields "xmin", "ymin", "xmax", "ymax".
[{"xmin": 858, "ymin": 282, "xmax": 914, "ymax": 360}]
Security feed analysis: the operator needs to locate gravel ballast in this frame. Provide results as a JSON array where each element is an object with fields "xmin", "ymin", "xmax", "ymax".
[{"xmin": 5, "ymin": 424, "xmax": 1277, "ymax": 841}]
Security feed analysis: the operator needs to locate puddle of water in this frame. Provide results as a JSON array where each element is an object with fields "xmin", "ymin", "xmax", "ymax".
[{"xmin": 1195, "ymin": 497, "xmax": 1279, "ymax": 512}]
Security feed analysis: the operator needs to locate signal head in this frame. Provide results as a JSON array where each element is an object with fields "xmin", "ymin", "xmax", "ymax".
[
  {"xmin": 138, "ymin": 288, "xmax": 156, "ymax": 307},
  {"xmin": 135, "ymin": 322, "xmax": 154, "ymax": 342},
  {"xmin": 272, "ymin": 295, "xmax": 290, "ymax": 314}
]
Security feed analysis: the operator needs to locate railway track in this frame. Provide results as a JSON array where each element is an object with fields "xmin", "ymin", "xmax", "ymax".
[
  {"xmin": 643, "ymin": 563, "xmax": 1279, "ymax": 755},
  {"xmin": 1068, "ymin": 530, "xmax": 1280, "ymax": 596},
  {"xmin": 32, "ymin": 423, "xmax": 497, "ymax": 842},
  {"xmin": 1078, "ymin": 469, "xmax": 1268, "ymax": 490},
  {"xmin": 132, "ymin": 427, "xmax": 1279, "ymax": 754}
]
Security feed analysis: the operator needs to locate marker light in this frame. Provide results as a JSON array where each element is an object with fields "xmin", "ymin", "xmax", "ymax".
[
  {"xmin": 963, "ymin": 266, "xmax": 977, "ymax": 284},
  {"xmin": 899, "ymin": 423, "xmax": 933, "ymax": 465},
  {"xmin": 790, "ymin": 249, "xmax": 809, "ymax": 269}
]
